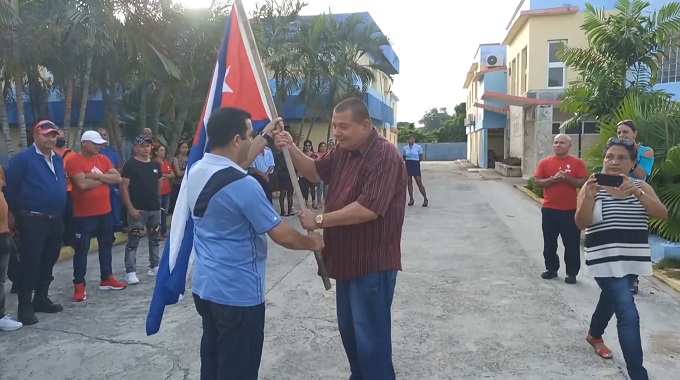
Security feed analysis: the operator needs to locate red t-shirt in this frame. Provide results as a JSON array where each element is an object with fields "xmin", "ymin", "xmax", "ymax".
[
  {"xmin": 65, "ymin": 153, "xmax": 114, "ymax": 217},
  {"xmin": 534, "ymin": 155, "xmax": 587, "ymax": 210},
  {"xmin": 159, "ymin": 159, "xmax": 172, "ymax": 195}
]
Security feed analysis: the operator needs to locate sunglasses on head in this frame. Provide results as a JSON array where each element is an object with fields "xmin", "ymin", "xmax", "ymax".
[
  {"xmin": 607, "ymin": 137, "xmax": 635, "ymax": 146},
  {"xmin": 36, "ymin": 122, "xmax": 57, "ymax": 130}
]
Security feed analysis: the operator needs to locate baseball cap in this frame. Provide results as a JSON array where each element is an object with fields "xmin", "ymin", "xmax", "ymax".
[
  {"xmin": 134, "ymin": 135, "xmax": 153, "ymax": 145},
  {"xmin": 81, "ymin": 130, "xmax": 108, "ymax": 145},
  {"xmin": 33, "ymin": 120, "xmax": 59, "ymax": 135}
]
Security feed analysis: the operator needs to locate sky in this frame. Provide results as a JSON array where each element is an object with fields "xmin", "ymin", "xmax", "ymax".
[{"xmin": 176, "ymin": 0, "xmax": 521, "ymax": 124}]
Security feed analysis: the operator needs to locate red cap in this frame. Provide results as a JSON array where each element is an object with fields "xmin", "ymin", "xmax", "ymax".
[{"xmin": 34, "ymin": 120, "xmax": 59, "ymax": 135}]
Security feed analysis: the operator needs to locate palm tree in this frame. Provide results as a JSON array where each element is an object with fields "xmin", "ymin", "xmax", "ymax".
[{"xmin": 558, "ymin": 0, "xmax": 680, "ymax": 126}]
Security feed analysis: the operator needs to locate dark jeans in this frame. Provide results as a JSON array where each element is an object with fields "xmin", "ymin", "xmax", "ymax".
[
  {"xmin": 159, "ymin": 193, "xmax": 171, "ymax": 236},
  {"xmin": 17, "ymin": 213, "xmax": 63, "ymax": 292},
  {"xmin": 541, "ymin": 207, "xmax": 581, "ymax": 276},
  {"xmin": 0, "ymin": 232, "xmax": 17, "ymax": 316},
  {"xmin": 590, "ymin": 275, "xmax": 648, "ymax": 380},
  {"xmin": 336, "ymin": 270, "xmax": 398, "ymax": 380},
  {"xmin": 110, "ymin": 184, "xmax": 123, "ymax": 227},
  {"xmin": 63, "ymin": 192, "xmax": 75, "ymax": 248},
  {"xmin": 169, "ymin": 183, "xmax": 181, "ymax": 214},
  {"xmin": 73, "ymin": 213, "xmax": 114, "ymax": 284},
  {"xmin": 193, "ymin": 294, "xmax": 265, "ymax": 380}
]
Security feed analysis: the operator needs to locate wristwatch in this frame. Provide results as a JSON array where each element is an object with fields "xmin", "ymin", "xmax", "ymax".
[
  {"xmin": 315, "ymin": 214, "xmax": 324, "ymax": 228},
  {"xmin": 261, "ymin": 131, "xmax": 273, "ymax": 143}
]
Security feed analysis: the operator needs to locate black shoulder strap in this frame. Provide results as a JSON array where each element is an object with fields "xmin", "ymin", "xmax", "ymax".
[{"xmin": 193, "ymin": 166, "xmax": 247, "ymax": 218}]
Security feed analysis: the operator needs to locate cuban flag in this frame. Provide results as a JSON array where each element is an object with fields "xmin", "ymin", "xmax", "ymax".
[{"xmin": 146, "ymin": 1, "xmax": 273, "ymax": 336}]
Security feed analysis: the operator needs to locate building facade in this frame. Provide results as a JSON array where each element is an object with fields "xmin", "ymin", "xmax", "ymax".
[{"xmin": 463, "ymin": 0, "xmax": 680, "ymax": 177}]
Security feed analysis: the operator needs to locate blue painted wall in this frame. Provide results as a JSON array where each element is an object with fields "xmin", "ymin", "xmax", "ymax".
[{"xmin": 397, "ymin": 142, "xmax": 466, "ymax": 161}]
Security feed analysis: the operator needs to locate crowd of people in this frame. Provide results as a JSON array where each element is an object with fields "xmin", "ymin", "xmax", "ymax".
[{"xmin": 0, "ymin": 97, "xmax": 666, "ymax": 380}]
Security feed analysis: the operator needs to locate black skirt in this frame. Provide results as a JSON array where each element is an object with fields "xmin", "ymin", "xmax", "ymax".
[{"xmin": 405, "ymin": 160, "xmax": 421, "ymax": 177}]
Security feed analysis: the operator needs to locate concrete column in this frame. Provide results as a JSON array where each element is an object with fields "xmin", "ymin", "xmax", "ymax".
[{"xmin": 534, "ymin": 104, "xmax": 554, "ymax": 165}]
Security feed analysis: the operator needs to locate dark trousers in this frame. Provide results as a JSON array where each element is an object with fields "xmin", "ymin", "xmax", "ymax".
[
  {"xmin": 73, "ymin": 213, "xmax": 114, "ymax": 284},
  {"xmin": 17, "ymin": 213, "xmax": 64, "ymax": 292},
  {"xmin": 169, "ymin": 183, "xmax": 181, "ymax": 215},
  {"xmin": 251, "ymin": 173, "xmax": 272, "ymax": 204},
  {"xmin": 336, "ymin": 270, "xmax": 398, "ymax": 380},
  {"xmin": 110, "ymin": 184, "xmax": 123, "ymax": 227},
  {"xmin": 63, "ymin": 192, "xmax": 75, "ymax": 248},
  {"xmin": 541, "ymin": 207, "xmax": 581, "ymax": 277},
  {"xmin": 590, "ymin": 275, "xmax": 648, "ymax": 380},
  {"xmin": 193, "ymin": 294, "xmax": 265, "ymax": 380},
  {"xmin": 0, "ymin": 232, "xmax": 18, "ymax": 316}
]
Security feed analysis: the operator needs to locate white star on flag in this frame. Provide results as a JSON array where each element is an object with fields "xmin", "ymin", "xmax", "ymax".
[{"xmin": 223, "ymin": 65, "xmax": 233, "ymax": 93}]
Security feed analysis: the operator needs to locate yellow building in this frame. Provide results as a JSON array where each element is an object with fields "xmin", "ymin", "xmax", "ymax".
[{"xmin": 478, "ymin": 1, "xmax": 601, "ymax": 177}]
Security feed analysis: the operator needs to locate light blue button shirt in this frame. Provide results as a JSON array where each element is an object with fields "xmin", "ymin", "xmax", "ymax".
[
  {"xmin": 402, "ymin": 144, "xmax": 423, "ymax": 161},
  {"xmin": 251, "ymin": 147, "xmax": 275, "ymax": 173}
]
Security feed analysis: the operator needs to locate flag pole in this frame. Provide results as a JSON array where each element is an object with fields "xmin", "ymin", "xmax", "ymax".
[{"xmin": 234, "ymin": 0, "xmax": 332, "ymax": 291}]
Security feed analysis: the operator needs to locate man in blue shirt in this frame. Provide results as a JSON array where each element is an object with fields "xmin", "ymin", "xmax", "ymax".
[
  {"xmin": 186, "ymin": 107, "xmax": 324, "ymax": 380},
  {"xmin": 249, "ymin": 144, "xmax": 275, "ymax": 203},
  {"xmin": 4, "ymin": 120, "xmax": 67, "ymax": 326}
]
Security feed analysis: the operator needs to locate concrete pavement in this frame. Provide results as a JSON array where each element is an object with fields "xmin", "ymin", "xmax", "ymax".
[{"xmin": 1, "ymin": 162, "xmax": 679, "ymax": 379}]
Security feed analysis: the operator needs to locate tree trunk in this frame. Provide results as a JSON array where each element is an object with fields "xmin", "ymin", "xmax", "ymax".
[
  {"xmin": 326, "ymin": 120, "xmax": 332, "ymax": 143},
  {"xmin": 28, "ymin": 70, "xmax": 48, "ymax": 120},
  {"xmin": 103, "ymin": 70, "xmax": 123, "ymax": 159},
  {"xmin": 305, "ymin": 118, "xmax": 315, "ymax": 142},
  {"xmin": 75, "ymin": 51, "xmax": 93, "ymax": 149},
  {"xmin": 14, "ymin": 71, "xmax": 27, "ymax": 149},
  {"xmin": 140, "ymin": 84, "xmax": 147, "ymax": 132},
  {"xmin": 0, "ymin": 95, "xmax": 14, "ymax": 157},
  {"xmin": 62, "ymin": 77, "xmax": 74, "ymax": 146},
  {"xmin": 153, "ymin": 87, "xmax": 163, "ymax": 136},
  {"xmin": 167, "ymin": 83, "xmax": 194, "ymax": 158}
]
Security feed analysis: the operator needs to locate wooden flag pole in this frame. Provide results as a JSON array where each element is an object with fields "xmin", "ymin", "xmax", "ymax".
[{"xmin": 234, "ymin": 0, "xmax": 332, "ymax": 290}]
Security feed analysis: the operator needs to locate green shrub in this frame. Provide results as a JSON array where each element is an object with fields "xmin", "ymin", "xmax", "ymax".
[{"xmin": 526, "ymin": 177, "xmax": 535, "ymax": 191}]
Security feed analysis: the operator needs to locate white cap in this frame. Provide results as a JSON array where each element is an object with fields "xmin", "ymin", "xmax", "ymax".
[{"xmin": 81, "ymin": 130, "xmax": 107, "ymax": 145}]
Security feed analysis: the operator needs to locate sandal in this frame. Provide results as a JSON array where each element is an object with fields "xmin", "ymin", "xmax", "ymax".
[{"xmin": 586, "ymin": 333, "xmax": 613, "ymax": 359}]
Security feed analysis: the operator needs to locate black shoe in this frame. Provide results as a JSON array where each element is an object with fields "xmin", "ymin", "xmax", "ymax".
[
  {"xmin": 565, "ymin": 276, "xmax": 577, "ymax": 284},
  {"xmin": 33, "ymin": 285, "xmax": 63, "ymax": 314},
  {"xmin": 408, "ymin": 200, "xmax": 414, "ymax": 206},
  {"xmin": 17, "ymin": 291, "xmax": 38, "ymax": 325},
  {"xmin": 541, "ymin": 271, "xmax": 557, "ymax": 279},
  {"xmin": 10, "ymin": 282, "xmax": 18, "ymax": 294},
  {"xmin": 632, "ymin": 279, "xmax": 639, "ymax": 295}
]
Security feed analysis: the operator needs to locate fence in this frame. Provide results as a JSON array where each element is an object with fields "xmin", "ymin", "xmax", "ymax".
[{"xmin": 397, "ymin": 142, "xmax": 467, "ymax": 161}]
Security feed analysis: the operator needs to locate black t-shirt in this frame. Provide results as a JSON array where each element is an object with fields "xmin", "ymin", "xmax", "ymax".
[{"xmin": 122, "ymin": 157, "xmax": 162, "ymax": 211}]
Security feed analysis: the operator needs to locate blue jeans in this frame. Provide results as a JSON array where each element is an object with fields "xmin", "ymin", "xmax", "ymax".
[
  {"xmin": 110, "ymin": 184, "xmax": 123, "ymax": 227},
  {"xmin": 193, "ymin": 294, "xmax": 265, "ymax": 380},
  {"xmin": 73, "ymin": 213, "xmax": 114, "ymax": 284},
  {"xmin": 336, "ymin": 270, "xmax": 397, "ymax": 380},
  {"xmin": 159, "ymin": 193, "xmax": 171, "ymax": 236},
  {"xmin": 590, "ymin": 275, "xmax": 648, "ymax": 380}
]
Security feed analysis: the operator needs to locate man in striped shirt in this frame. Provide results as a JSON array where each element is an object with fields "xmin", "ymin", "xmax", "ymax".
[{"xmin": 274, "ymin": 98, "xmax": 407, "ymax": 380}]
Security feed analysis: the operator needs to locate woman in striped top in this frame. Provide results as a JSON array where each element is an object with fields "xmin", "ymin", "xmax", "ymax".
[{"xmin": 575, "ymin": 138, "xmax": 667, "ymax": 380}]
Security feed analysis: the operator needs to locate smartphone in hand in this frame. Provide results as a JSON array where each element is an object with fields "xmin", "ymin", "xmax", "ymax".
[{"xmin": 595, "ymin": 173, "xmax": 623, "ymax": 187}]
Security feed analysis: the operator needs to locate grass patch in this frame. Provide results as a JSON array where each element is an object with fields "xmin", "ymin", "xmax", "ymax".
[
  {"xmin": 665, "ymin": 271, "xmax": 680, "ymax": 280},
  {"xmin": 656, "ymin": 257, "xmax": 680, "ymax": 270}
]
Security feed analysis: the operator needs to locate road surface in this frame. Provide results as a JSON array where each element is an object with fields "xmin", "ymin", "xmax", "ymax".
[{"xmin": 2, "ymin": 162, "xmax": 679, "ymax": 380}]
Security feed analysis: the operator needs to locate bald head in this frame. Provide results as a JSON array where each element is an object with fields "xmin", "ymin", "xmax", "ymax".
[{"xmin": 553, "ymin": 133, "xmax": 572, "ymax": 157}]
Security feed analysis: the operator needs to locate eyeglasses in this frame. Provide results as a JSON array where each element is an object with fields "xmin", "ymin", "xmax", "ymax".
[{"xmin": 606, "ymin": 137, "xmax": 635, "ymax": 146}]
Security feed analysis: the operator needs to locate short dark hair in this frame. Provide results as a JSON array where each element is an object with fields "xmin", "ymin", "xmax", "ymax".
[
  {"xmin": 206, "ymin": 107, "xmax": 252, "ymax": 148},
  {"xmin": 617, "ymin": 119, "xmax": 637, "ymax": 132},
  {"xmin": 603, "ymin": 138, "xmax": 637, "ymax": 161},
  {"xmin": 334, "ymin": 97, "xmax": 370, "ymax": 124}
]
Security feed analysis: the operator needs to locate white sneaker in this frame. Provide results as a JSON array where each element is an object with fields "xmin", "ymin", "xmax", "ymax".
[
  {"xmin": 126, "ymin": 272, "xmax": 140, "ymax": 285},
  {"xmin": 147, "ymin": 267, "xmax": 159, "ymax": 277},
  {"xmin": 0, "ymin": 315, "xmax": 23, "ymax": 331}
]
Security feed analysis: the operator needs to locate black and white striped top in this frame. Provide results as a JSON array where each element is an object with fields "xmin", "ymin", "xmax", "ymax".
[{"xmin": 584, "ymin": 179, "xmax": 652, "ymax": 278}]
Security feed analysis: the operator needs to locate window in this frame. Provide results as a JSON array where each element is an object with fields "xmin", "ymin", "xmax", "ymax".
[
  {"xmin": 658, "ymin": 35, "xmax": 680, "ymax": 83},
  {"xmin": 547, "ymin": 40, "xmax": 566, "ymax": 88}
]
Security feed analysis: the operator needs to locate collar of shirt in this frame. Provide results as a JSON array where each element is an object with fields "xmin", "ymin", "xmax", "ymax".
[
  {"xmin": 33, "ymin": 143, "xmax": 55, "ymax": 159},
  {"xmin": 356, "ymin": 128, "xmax": 379, "ymax": 157},
  {"xmin": 202, "ymin": 153, "xmax": 247, "ymax": 174}
]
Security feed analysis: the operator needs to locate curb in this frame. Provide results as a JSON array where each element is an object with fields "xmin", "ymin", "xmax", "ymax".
[
  {"xmin": 514, "ymin": 184, "xmax": 543, "ymax": 205},
  {"xmin": 512, "ymin": 185, "xmax": 680, "ymax": 293},
  {"xmin": 653, "ymin": 268, "xmax": 680, "ymax": 293}
]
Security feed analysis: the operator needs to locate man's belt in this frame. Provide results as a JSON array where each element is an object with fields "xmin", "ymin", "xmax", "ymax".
[{"xmin": 19, "ymin": 210, "xmax": 60, "ymax": 219}]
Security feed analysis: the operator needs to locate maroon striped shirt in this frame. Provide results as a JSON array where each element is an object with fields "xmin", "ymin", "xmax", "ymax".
[{"xmin": 315, "ymin": 129, "xmax": 407, "ymax": 280}]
